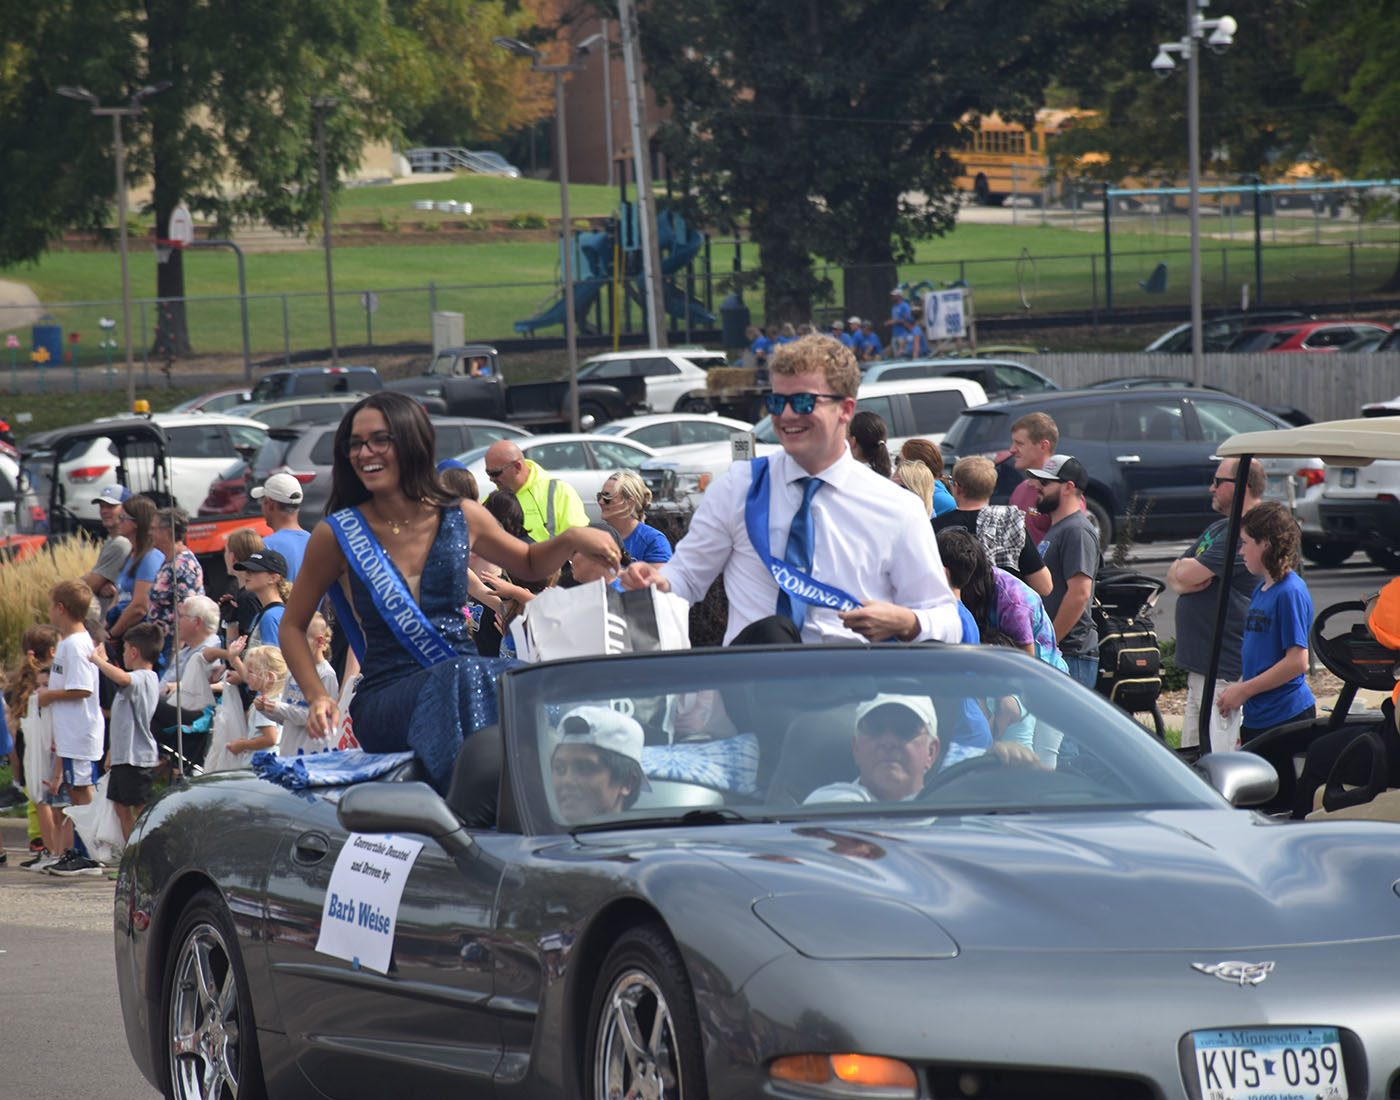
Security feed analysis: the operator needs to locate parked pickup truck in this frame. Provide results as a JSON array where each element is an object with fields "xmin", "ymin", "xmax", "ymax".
[{"xmin": 385, "ymin": 344, "xmax": 648, "ymax": 429}]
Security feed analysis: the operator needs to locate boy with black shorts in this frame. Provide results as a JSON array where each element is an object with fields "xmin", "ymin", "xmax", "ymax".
[
  {"xmin": 37, "ymin": 579, "xmax": 104, "ymax": 876},
  {"xmin": 91, "ymin": 622, "xmax": 163, "ymax": 839}
]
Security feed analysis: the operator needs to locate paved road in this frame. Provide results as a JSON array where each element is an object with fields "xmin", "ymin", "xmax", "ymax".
[{"xmin": 0, "ymin": 822, "xmax": 161, "ymax": 1099}]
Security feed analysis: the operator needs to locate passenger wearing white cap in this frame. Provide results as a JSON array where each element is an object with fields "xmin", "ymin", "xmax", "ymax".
[
  {"xmin": 253, "ymin": 472, "xmax": 310, "ymax": 580},
  {"xmin": 804, "ymin": 694, "xmax": 939, "ymax": 803},
  {"xmin": 550, "ymin": 705, "xmax": 648, "ymax": 822},
  {"xmin": 81, "ymin": 484, "xmax": 133, "ymax": 618}
]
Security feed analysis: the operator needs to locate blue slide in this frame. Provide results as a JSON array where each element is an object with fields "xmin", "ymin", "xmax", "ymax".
[{"xmin": 515, "ymin": 210, "xmax": 714, "ymax": 336}]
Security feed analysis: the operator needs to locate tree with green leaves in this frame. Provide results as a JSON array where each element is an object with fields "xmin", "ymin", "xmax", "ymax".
[
  {"xmin": 1297, "ymin": 0, "xmax": 1400, "ymax": 288},
  {"xmin": 0, "ymin": 0, "xmax": 553, "ymax": 356},
  {"xmin": 639, "ymin": 0, "xmax": 1129, "ymax": 324},
  {"xmin": 1046, "ymin": 1, "xmax": 1336, "ymax": 201}
]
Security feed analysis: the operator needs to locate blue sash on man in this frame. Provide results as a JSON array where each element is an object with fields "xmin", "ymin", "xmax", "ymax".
[
  {"xmin": 325, "ymin": 507, "xmax": 457, "ymax": 667},
  {"xmin": 744, "ymin": 456, "xmax": 864, "ymax": 626}
]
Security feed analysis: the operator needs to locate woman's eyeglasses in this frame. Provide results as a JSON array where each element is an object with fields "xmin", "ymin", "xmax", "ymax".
[
  {"xmin": 345, "ymin": 432, "xmax": 394, "ymax": 457},
  {"xmin": 763, "ymin": 392, "xmax": 844, "ymax": 416}
]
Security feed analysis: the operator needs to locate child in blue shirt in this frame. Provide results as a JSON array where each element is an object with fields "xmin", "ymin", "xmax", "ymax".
[{"xmin": 1217, "ymin": 501, "xmax": 1315, "ymax": 741}]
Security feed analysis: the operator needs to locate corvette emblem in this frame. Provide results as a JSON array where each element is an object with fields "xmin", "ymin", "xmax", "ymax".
[{"xmin": 1191, "ymin": 960, "xmax": 1275, "ymax": 986}]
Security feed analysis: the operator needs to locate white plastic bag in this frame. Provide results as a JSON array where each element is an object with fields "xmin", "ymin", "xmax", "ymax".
[
  {"xmin": 514, "ymin": 579, "xmax": 690, "ymax": 662},
  {"xmin": 63, "ymin": 772, "xmax": 126, "ymax": 865}
]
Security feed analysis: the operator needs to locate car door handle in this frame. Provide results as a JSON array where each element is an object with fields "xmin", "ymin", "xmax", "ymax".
[
  {"xmin": 1115, "ymin": 455, "xmax": 1142, "ymax": 464},
  {"xmin": 292, "ymin": 831, "xmax": 330, "ymax": 865}
]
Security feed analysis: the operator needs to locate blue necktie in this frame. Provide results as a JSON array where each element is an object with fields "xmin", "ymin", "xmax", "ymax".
[{"xmin": 776, "ymin": 477, "xmax": 823, "ymax": 626}]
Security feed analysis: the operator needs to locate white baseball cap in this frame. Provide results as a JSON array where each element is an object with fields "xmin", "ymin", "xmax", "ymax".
[
  {"xmin": 855, "ymin": 694, "xmax": 938, "ymax": 738},
  {"xmin": 554, "ymin": 705, "xmax": 650, "ymax": 788},
  {"xmin": 251, "ymin": 472, "xmax": 304, "ymax": 505}
]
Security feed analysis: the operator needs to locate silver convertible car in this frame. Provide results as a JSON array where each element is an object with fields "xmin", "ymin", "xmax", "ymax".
[{"xmin": 115, "ymin": 645, "xmax": 1400, "ymax": 1100}]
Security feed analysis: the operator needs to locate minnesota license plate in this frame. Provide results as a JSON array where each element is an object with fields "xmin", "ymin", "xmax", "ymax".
[
  {"xmin": 1193, "ymin": 1027, "xmax": 1347, "ymax": 1100},
  {"xmin": 1341, "ymin": 468, "xmax": 1357, "ymax": 488}
]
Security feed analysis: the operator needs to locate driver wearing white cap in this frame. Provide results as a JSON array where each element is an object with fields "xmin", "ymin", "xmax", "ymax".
[{"xmin": 805, "ymin": 694, "xmax": 939, "ymax": 803}]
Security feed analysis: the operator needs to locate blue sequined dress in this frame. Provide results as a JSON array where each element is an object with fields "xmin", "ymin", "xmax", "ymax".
[{"xmin": 342, "ymin": 505, "xmax": 516, "ymax": 791}]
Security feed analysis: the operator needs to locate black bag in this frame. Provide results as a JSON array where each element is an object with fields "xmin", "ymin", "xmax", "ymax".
[
  {"xmin": 1092, "ymin": 567, "xmax": 1165, "ymax": 716},
  {"xmin": 1095, "ymin": 613, "xmax": 1162, "ymax": 713}
]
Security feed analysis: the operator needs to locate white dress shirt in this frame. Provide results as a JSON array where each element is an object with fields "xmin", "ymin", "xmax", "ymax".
[{"xmin": 663, "ymin": 448, "xmax": 961, "ymax": 644}]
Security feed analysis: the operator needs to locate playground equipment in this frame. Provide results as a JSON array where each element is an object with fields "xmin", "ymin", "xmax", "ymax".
[{"xmin": 515, "ymin": 204, "xmax": 715, "ymax": 338}]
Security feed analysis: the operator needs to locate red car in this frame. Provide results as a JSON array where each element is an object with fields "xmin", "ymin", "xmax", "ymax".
[{"xmin": 1227, "ymin": 320, "xmax": 1392, "ymax": 352}]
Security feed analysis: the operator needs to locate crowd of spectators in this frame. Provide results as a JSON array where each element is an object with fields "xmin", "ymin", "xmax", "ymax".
[{"xmin": 1, "ymin": 333, "xmax": 1323, "ymax": 866}]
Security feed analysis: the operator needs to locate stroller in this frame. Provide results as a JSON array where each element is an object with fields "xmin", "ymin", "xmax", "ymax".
[
  {"xmin": 1241, "ymin": 599, "xmax": 1400, "ymax": 818},
  {"xmin": 1092, "ymin": 566, "xmax": 1167, "ymax": 739}
]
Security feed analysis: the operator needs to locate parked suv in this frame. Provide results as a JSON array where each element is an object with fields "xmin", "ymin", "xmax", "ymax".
[
  {"xmin": 45, "ymin": 413, "xmax": 268, "ymax": 523},
  {"xmin": 859, "ymin": 357, "xmax": 1057, "ymax": 402},
  {"xmin": 642, "ymin": 376, "xmax": 987, "ymax": 513},
  {"xmin": 939, "ymin": 388, "xmax": 1300, "ymax": 544},
  {"xmin": 576, "ymin": 347, "xmax": 729, "ymax": 414}
]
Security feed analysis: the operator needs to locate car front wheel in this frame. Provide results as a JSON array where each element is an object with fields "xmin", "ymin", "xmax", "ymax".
[
  {"xmin": 161, "ymin": 889, "xmax": 266, "ymax": 1100},
  {"xmin": 587, "ymin": 924, "xmax": 706, "ymax": 1100}
]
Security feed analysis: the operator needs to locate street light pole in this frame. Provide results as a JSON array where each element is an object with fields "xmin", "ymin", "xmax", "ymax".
[
  {"xmin": 494, "ymin": 35, "xmax": 604, "ymax": 432},
  {"xmin": 312, "ymin": 96, "xmax": 340, "ymax": 366},
  {"xmin": 57, "ymin": 82, "xmax": 170, "ymax": 412},
  {"xmin": 1152, "ymin": 2, "xmax": 1237, "ymax": 388}
]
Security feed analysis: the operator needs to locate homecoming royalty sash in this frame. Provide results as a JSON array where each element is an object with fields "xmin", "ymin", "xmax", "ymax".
[
  {"xmin": 326, "ymin": 507, "xmax": 457, "ymax": 669},
  {"xmin": 743, "ymin": 457, "xmax": 864, "ymax": 614}
]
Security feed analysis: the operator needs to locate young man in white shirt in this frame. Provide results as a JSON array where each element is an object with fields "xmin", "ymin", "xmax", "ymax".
[{"xmin": 622, "ymin": 335, "xmax": 961, "ymax": 645}]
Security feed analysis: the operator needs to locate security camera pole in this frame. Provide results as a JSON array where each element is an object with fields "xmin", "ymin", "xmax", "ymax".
[
  {"xmin": 494, "ymin": 34, "xmax": 605, "ymax": 432},
  {"xmin": 1152, "ymin": 1, "xmax": 1237, "ymax": 388}
]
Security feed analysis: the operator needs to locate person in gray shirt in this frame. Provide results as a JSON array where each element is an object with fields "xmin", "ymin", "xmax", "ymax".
[
  {"xmin": 1030, "ymin": 455, "xmax": 1101, "ymax": 690},
  {"xmin": 81, "ymin": 484, "xmax": 133, "ymax": 618},
  {"xmin": 1166, "ymin": 457, "xmax": 1264, "ymax": 753}
]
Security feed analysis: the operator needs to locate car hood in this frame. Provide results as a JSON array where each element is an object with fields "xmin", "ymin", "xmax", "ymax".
[{"xmin": 587, "ymin": 809, "xmax": 1400, "ymax": 953}]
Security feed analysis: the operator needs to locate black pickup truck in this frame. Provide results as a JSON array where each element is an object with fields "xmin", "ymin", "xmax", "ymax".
[{"xmin": 385, "ymin": 344, "xmax": 647, "ymax": 429}]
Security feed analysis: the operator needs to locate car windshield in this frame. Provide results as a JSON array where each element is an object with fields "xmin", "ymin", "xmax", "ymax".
[
  {"xmin": 941, "ymin": 410, "xmax": 1010, "ymax": 454},
  {"xmin": 507, "ymin": 647, "xmax": 1216, "ymax": 833}
]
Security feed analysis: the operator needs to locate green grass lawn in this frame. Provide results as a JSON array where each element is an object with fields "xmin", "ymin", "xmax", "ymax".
[{"xmin": 3, "ymin": 198, "xmax": 1395, "ymax": 356}]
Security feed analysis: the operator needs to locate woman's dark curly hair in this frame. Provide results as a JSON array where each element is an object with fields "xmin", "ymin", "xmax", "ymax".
[
  {"xmin": 937, "ymin": 527, "xmax": 995, "ymax": 637},
  {"xmin": 848, "ymin": 410, "xmax": 891, "ymax": 479},
  {"xmin": 326, "ymin": 392, "xmax": 457, "ymax": 515},
  {"xmin": 1242, "ymin": 500, "xmax": 1301, "ymax": 583}
]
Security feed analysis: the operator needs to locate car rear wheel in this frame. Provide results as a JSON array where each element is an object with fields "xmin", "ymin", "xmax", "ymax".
[
  {"xmin": 1365, "ymin": 545, "xmax": 1400, "ymax": 573},
  {"xmin": 677, "ymin": 396, "xmax": 713, "ymax": 414},
  {"xmin": 587, "ymin": 924, "xmax": 706, "ymax": 1100},
  {"xmin": 1302, "ymin": 539, "xmax": 1356, "ymax": 568},
  {"xmin": 161, "ymin": 889, "xmax": 266, "ymax": 1100}
]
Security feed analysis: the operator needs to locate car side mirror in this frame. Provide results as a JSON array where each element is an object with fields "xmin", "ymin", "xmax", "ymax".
[
  {"xmin": 337, "ymin": 780, "xmax": 476, "ymax": 858},
  {"xmin": 1194, "ymin": 752, "xmax": 1278, "ymax": 807}
]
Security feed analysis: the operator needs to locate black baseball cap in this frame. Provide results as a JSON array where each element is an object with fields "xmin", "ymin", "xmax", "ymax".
[
  {"xmin": 233, "ymin": 549, "xmax": 289, "ymax": 576},
  {"xmin": 1028, "ymin": 454, "xmax": 1088, "ymax": 489}
]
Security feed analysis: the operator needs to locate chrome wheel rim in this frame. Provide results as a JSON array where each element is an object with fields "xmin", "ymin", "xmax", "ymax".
[
  {"xmin": 595, "ymin": 968, "xmax": 683, "ymax": 1100},
  {"xmin": 169, "ymin": 921, "xmax": 244, "ymax": 1100}
]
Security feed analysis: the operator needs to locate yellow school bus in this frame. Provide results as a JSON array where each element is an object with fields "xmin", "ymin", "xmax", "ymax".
[{"xmin": 954, "ymin": 109, "xmax": 1093, "ymax": 206}]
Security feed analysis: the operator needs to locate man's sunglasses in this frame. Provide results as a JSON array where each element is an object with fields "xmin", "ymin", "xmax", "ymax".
[
  {"xmin": 763, "ymin": 392, "xmax": 844, "ymax": 416},
  {"xmin": 485, "ymin": 460, "xmax": 519, "ymax": 478}
]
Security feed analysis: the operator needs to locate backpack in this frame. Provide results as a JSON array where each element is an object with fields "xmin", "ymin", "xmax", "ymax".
[{"xmin": 1092, "ymin": 568, "xmax": 1164, "ymax": 718}]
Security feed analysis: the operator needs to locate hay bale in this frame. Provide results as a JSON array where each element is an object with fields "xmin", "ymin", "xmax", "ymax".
[{"xmin": 706, "ymin": 366, "xmax": 759, "ymax": 396}]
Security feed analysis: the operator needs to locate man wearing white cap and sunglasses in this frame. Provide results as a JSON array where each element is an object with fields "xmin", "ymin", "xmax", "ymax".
[{"xmin": 253, "ymin": 472, "xmax": 310, "ymax": 581}]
